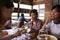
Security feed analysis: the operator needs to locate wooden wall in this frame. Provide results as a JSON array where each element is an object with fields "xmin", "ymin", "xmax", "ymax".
[{"xmin": 44, "ymin": 0, "xmax": 52, "ymax": 21}]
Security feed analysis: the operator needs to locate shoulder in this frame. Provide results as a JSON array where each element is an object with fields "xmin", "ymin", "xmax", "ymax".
[
  {"xmin": 47, "ymin": 21, "xmax": 53, "ymax": 25},
  {"xmin": 18, "ymin": 17, "xmax": 23, "ymax": 19},
  {"xmin": 18, "ymin": 17, "xmax": 24, "ymax": 20},
  {"xmin": 46, "ymin": 21, "xmax": 53, "ymax": 27}
]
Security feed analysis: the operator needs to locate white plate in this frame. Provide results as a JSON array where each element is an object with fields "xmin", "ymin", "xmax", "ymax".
[{"xmin": 37, "ymin": 34, "xmax": 57, "ymax": 40}]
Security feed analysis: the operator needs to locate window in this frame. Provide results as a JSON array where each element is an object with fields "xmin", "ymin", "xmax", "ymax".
[
  {"xmin": 12, "ymin": 2, "xmax": 18, "ymax": 20},
  {"xmin": 40, "ymin": 4, "xmax": 45, "ymax": 9},
  {"xmin": 39, "ymin": 17, "xmax": 44, "ymax": 20},
  {"xmin": 20, "ymin": 4, "xmax": 31, "ymax": 9},
  {"xmin": 33, "ymin": 4, "xmax": 45, "ymax": 20},
  {"xmin": 13, "ymin": 2, "xmax": 18, "ymax": 8},
  {"xmin": 12, "ymin": 2, "xmax": 45, "ymax": 21},
  {"xmin": 33, "ymin": 5, "xmax": 39, "ymax": 10},
  {"xmin": 19, "ymin": 13, "xmax": 30, "ymax": 19},
  {"xmin": 39, "ymin": 4, "xmax": 45, "ymax": 20},
  {"xmin": 11, "ymin": 13, "xmax": 18, "ymax": 20},
  {"xmin": 12, "ymin": 13, "xmax": 18, "ymax": 16},
  {"xmin": 11, "ymin": 17, "xmax": 17, "ymax": 19}
]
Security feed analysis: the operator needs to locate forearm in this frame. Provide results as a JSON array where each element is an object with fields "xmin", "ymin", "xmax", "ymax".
[
  {"xmin": 0, "ymin": 28, "xmax": 21, "ymax": 40},
  {"xmin": 0, "ymin": 34, "xmax": 16, "ymax": 40},
  {"xmin": 41, "ymin": 23, "xmax": 47, "ymax": 30}
]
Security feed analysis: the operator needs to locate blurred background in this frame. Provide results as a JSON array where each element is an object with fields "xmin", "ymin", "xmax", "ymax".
[{"xmin": 10, "ymin": 0, "xmax": 60, "ymax": 26}]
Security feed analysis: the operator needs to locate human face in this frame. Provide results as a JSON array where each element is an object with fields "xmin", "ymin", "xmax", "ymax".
[
  {"xmin": 1, "ymin": 7, "xmax": 14, "ymax": 20},
  {"xmin": 51, "ymin": 9, "xmax": 60, "ymax": 20},
  {"xmin": 30, "ymin": 13, "xmax": 37, "ymax": 20}
]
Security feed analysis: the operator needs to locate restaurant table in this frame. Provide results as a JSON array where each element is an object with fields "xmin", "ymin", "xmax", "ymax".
[{"xmin": 2, "ymin": 28, "xmax": 32, "ymax": 40}]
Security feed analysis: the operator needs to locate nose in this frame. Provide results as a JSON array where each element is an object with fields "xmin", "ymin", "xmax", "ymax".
[{"xmin": 51, "ymin": 12, "xmax": 55, "ymax": 16}]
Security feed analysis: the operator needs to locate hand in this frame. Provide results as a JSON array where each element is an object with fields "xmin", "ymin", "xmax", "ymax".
[
  {"xmin": 13, "ymin": 30, "xmax": 22, "ymax": 37},
  {"xmin": 2, "ymin": 31, "xmax": 8, "ymax": 36}
]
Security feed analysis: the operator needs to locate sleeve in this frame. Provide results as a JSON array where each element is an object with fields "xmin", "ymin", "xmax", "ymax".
[
  {"xmin": 18, "ymin": 17, "xmax": 24, "ymax": 22},
  {"xmin": 18, "ymin": 17, "xmax": 21, "ymax": 21}
]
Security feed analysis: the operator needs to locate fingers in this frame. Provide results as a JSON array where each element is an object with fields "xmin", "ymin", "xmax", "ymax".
[{"xmin": 13, "ymin": 30, "xmax": 21, "ymax": 37}]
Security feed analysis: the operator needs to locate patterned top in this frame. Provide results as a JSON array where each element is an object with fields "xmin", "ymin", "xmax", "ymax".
[{"xmin": 28, "ymin": 19, "xmax": 43, "ymax": 31}]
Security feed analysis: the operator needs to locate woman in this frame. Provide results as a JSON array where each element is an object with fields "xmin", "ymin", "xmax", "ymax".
[
  {"xmin": 29, "ymin": 9, "xmax": 43, "ymax": 31},
  {"xmin": 28, "ymin": 9, "xmax": 43, "ymax": 40},
  {"xmin": 0, "ymin": 0, "xmax": 21, "ymax": 40}
]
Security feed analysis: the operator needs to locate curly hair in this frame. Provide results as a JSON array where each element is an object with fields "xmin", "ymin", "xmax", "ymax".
[
  {"xmin": 52, "ymin": 5, "xmax": 60, "ymax": 13},
  {"xmin": 29, "ymin": 9, "xmax": 38, "ymax": 17}
]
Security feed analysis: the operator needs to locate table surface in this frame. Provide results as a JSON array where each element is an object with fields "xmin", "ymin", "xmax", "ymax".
[{"xmin": 2, "ymin": 28, "xmax": 34, "ymax": 40}]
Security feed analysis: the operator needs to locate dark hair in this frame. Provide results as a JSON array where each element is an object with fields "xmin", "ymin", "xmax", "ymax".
[
  {"xmin": 0, "ymin": 0, "xmax": 14, "ymax": 8},
  {"xmin": 0, "ymin": 0, "xmax": 14, "ymax": 23},
  {"xmin": 52, "ymin": 5, "xmax": 60, "ymax": 13},
  {"xmin": 29, "ymin": 9, "xmax": 38, "ymax": 17},
  {"xmin": 0, "ymin": 0, "xmax": 14, "ymax": 13},
  {"xmin": 21, "ymin": 13, "xmax": 24, "ymax": 17}
]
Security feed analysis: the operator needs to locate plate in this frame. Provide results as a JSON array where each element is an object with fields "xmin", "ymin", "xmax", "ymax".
[{"xmin": 37, "ymin": 34, "xmax": 57, "ymax": 40}]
